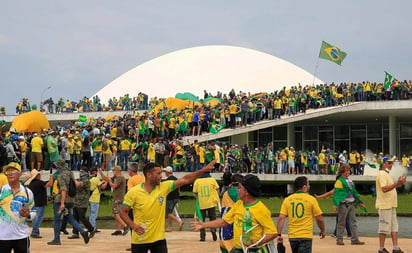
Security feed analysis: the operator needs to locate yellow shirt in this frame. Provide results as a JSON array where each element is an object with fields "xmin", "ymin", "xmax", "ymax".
[
  {"xmin": 279, "ymin": 192, "xmax": 323, "ymax": 239},
  {"xmin": 375, "ymin": 170, "xmax": 398, "ymax": 209},
  {"xmin": 89, "ymin": 176, "xmax": 103, "ymax": 203},
  {"xmin": 19, "ymin": 141, "xmax": 28, "ymax": 155},
  {"xmin": 102, "ymin": 139, "xmax": 113, "ymax": 155},
  {"xmin": 123, "ymin": 181, "xmax": 174, "ymax": 244},
  {"xmin": 223, "ymin": 200, "xmax": 277, "ymax": 249},
  {"xmin": 198, "ymin": 146, "xmax": 205, "ymax": 163},
  {"xmin": 30, "ymin": 136, "xmax": 43, "ymax": 153},
  {"xmin": 110, "ymin": 127, "xmax": 117, "ymax": 138},
  {"xmin": 120, "ymin": 139, "xmax": 131, "ymax": 151},
  {"xmin": 0, "ymin": 173, "xmax": 8, "ymax": 187},
  {"xmin": 127, "ymin": 175, "xmax": 145, "ymax": 191},
  {"xmin": 193, "ymin": 177, "xmax": 219, "ymax": 209}
]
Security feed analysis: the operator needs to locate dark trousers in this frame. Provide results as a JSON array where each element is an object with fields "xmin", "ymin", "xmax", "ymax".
[
  {"xmin": 0, "ymin": 237, "xmax": 30, "ymax": 253},
  {"xmin": 131, "ymin": 239, "xmax": 167, "ymax": 253},
  {"xmin": 72, "ymin": 206, "xmax": 94, "ymax": 235},
  {"xmin": 289, "ymin": 238, "xmax": 313, "ymax": 253},
  {"xmin": 200, "ymin": 207, "xmax": 217, "ymax": 240}
]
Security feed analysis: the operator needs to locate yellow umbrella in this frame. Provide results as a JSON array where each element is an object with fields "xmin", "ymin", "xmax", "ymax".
[{"xmin": 11, "ymin": 111, "xmax": 50, "ymax": 133}]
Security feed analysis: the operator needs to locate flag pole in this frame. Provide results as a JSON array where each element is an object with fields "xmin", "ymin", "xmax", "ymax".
[{"xmin": 312, "ymin": 56, "xmax": 321, "ymax": 86}]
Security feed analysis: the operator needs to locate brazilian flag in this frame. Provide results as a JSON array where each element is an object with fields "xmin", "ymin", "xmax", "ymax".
[
  {"xmin": 209, "ymin": 122, "xmax": 225, "ymax": 134},
  {"xmin": 194, "ymin": 198, "xmax": 203, "ymax": 221},
  {"xmin": 319, "ymin": 41, "xmax": 347, "ymax": 65},
  {"xmin": 78, "ymin": 115, "xmax": 87, "ymax": 122}
]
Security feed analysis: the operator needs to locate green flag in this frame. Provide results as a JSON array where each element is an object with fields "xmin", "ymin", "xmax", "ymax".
[
  {"xmin": 384, "ymin": 71, "xmax": 393, "ymax": 89},
  {"xmin": 194, "ymin": 198, "xmax": 203, "ymax": 221},
  {"xmin": 209, "ymin": 122, "xmax": 225, "ymax": 134},
  {"xmin": 319, "ymin": 41, "xmax": 347, "ymax": 65},
  {"xmin": 78, "ymin": 115, "xmax": 87, "ymax": 122}
]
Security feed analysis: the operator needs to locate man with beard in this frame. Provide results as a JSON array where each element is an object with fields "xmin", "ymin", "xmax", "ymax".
[{"xmin": 119, "ymin": 160, "xmax": 216, "ymax": 253}]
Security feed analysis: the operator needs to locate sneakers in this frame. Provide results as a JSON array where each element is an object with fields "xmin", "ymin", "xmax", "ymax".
[
  {"xmin": 81, "ymin": 231, "xmax": 90, "ymax": 244},
  {"xmin": 351, "ymin": 240, "xmax": 365, "ymax": 245},
  {"xmin": 68, "ymin": 234, "xmax": 80, "ymax": 239},
  {"xmin": 47, "ymin": 240, "xmax": 61, "ymax": 245},
  {"xmin": 378, "ymin": 249, "xmax": 390, "ymax": 253},
  {"xmin": 336, "ymin": 241, "xmax": 344, "ymax": 245},
  {"xmin": 212, "ymin": 232, "xmax": 217, "ymax": 241},
  {"xmin": 60, "ymin": 229, "xmax": 69, "ymax": 235},
  {"xmin": 111, "ymin": 230, "xmax": 123, "ymax": 236},
  {"xmin": 88, "ymin": 228, "xmax": 96, "ymax": 238},
  {"xmin": 123, "ymin": 226, "xmax": 130, "ymax": 236},
  {"xmin": 31, "ymin": 234, "xmax": 42, "ymax": 239},
  {"xmin": 392, "ymin": 249, "xmax": 404, "ymax": 253}
]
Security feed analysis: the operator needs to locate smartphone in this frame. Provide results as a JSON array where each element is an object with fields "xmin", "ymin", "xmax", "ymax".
[{"xmin": 22, "ymin": 203, "xmax": 29, "ymax": 211}]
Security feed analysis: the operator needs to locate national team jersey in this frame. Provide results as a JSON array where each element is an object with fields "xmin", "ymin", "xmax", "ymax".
[
  {"xmin": 123, "ymin": 180, "xmax": 174, "ymax": 244},
  {"xmin": 193, "ymin": 177, "xmax": 219, "ymax": 209},
  {"xmin": 279, "ymin": 192, "xmax": 323, "ymax": 239},
  {"xmin": 0, "ymin": 184, "xmax": 35, "ymax": 240},
  {"xmin": 223, "ymin": 200, "xmax": 277, "ymax": 249}
]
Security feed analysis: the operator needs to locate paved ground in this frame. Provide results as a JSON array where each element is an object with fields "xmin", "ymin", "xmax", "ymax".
[{"xmin": 31, "ymin": 228, "xmax": 412, "ymax": 253}]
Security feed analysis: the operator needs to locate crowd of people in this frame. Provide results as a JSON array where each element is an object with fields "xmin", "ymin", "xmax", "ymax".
[
  {"xmin": 10, "ymin": 79, "xmax": 412, "ymax": 121},
  {"xmin": 0, "ymin": 80, "xmax": 411, "ymax": 253}
]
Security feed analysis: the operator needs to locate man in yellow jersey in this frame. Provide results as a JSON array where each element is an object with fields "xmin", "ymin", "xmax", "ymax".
[
  {"xmin": 120, "ymin": 160, "xmax": 216, "ymax": 253},
  {"xmin": 193, "ymin": 171, "xmax": 220, "ymax": 241},
  {"xmin": 277, "ymin": 176, "xmax": 325, "ymax": 253},
  {"xmin": 119, "ymin": 137, "xmax": 132, "ymax": 171},
  {"xmin": 191, "ymin": 174, "xmax": 277, "ymax": 253},
  {"xmin": 30, "ymin": 133, "xmax": 44, "ymax": 171}
]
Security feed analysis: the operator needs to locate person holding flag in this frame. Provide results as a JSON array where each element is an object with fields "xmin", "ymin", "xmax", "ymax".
[{"xmin": 193, "ymin": 171, "xmax": 220, "ymax": 242}]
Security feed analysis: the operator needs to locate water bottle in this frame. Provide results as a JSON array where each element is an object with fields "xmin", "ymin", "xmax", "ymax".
[
  {"xmin": 137, "ymin": 221, "xmax": 146, "ymax": 241},
  {"xmin": 242, "ymin": 207, "xmax": 252, "ymax": 244}
]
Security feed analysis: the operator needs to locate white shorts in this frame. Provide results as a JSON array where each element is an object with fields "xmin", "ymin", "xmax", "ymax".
[{"xmin": 378, "ymin": 208, "xmax": 398, "ymax": 234}]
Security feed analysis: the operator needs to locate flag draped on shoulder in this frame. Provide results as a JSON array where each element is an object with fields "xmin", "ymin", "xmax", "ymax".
[{"xmin": 319, "ymin": 41, "xmax": 347, "ymax": 65}]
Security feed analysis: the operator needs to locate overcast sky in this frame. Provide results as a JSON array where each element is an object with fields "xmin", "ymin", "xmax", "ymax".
[{"xmin": 1, "ymin": 1, "xmax": 411, "ymax": 114}]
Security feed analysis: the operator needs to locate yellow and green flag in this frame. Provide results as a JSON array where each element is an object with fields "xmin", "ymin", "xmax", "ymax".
[
  {"xmin": 194, "ymin": 197, "xmax": 203, "ymax": 221},
  {"xmin": 319, "ymin": 41, "xmax": 347, "ymax": 65},
  {"xmin": 384, "ymin": 71, "xmax": 399, "ymax": 89},
  {"xmin": 384, "ymin": 71, "xmax": 393, "ymax": 89}
]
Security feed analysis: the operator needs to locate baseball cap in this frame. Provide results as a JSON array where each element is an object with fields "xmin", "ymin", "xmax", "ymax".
[
  {"xmin": 162, "ymin": 166, "xmax": 173, "ymax": 173},
  {"xmin": 383, "ymin": 157, "xmax": 394, "ymax": 163},
  {"xmin": 3, "ymin": 162, "xmax": 22, "ymax": 173},
  {"xmin": 241, "ymin": 174, "xmax": 261, "ymax": 197}
]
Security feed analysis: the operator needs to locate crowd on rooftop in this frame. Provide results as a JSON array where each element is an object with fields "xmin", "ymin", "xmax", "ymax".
[{"xmin": 0, "ymin": 80, "xmax": 411, "ymax": 174}]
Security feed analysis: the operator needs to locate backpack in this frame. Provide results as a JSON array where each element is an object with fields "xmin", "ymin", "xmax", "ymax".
[{"xmin": 68, "ymin": 177, "xmax": 77, "ymax": 197}]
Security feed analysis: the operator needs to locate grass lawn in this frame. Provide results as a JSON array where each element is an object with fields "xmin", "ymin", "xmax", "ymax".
[{"xmin": 44, "ymin": 191, "xmax": 412, "ymax": 218}]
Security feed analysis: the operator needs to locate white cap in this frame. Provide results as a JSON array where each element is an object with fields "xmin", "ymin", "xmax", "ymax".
[{"xmin": 162, "ymin": 166, "xmax": 173, "ymax": 173}]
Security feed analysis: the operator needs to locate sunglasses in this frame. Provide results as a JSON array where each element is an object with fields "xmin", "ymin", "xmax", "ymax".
[{"xmin": 5, "ymin": 170, "xmax": 20, "ymax": 175}]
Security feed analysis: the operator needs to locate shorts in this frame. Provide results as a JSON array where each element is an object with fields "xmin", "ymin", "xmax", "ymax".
[
  {"xmin": 166, "ymin": 198, "xmax": 178, "ymax": 216},
  {"xmin": 288, "ymin": 160, "xmax": 295, "ymax": 168},
  {"xmin": 30, "ymin": 152, "xmax": 43, "ymax": 163},
  {"xmin": 112, "ymin": 200, "xmax": 122, "ymax": 215},
  {"xmin": 103, "ymin": 153, "xmax": 111, "ymax": 162},
  {"xmin": 378, "ymin": 208, "xmax": 398, "ymax": 234}
]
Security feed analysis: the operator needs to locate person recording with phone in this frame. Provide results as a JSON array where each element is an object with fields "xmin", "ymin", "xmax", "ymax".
[{"xmin": 0, "ymin": 162, "xmax": 36, "ymax": 253}]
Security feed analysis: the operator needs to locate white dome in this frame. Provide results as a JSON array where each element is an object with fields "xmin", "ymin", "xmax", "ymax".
[{"xmin": 93, "ymin": 45, "xmax": 323, "ymax": 102}]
